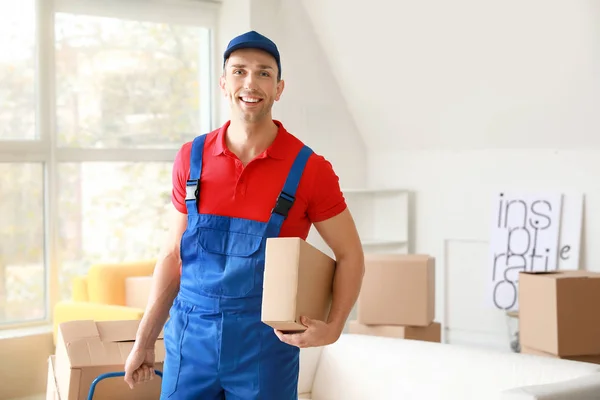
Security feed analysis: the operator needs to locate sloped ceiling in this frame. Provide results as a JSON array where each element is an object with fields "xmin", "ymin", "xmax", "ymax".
[{"xmin": 301, "ymin": 0, "xmax": 600, "ymax": 151}]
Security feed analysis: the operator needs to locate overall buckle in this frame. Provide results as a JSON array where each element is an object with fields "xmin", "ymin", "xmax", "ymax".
[
  {"xmin": 272, "ymin": 191, "xmax": 295, "ymax": 217},
  {"xmin": 186, "ymin": 179, "xmax": 199, "ymax": 201}
]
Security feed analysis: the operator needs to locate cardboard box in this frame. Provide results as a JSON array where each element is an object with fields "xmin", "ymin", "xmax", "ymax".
[
  {"xmin": 357, "ymin": 254, "xmax": 435, "ymax": 326},
  {"xmin": 519, "ymin": 270, "xmax": 600, "ymax": 357},
  {"xmin": 261, "ymin": 237, "xmax": 336, "ymax": 332},
  {"xmin": 348, "ymin": 320, "xmax": 441, "ymax": 342},
  {"xmin": 521, "ymin": 346, "xmax": 600, "ymax": 364},
  {"xmin": 55, "ymin": 320, "xmax": 165, "ymax": 400},
  {"xmin": 125, "ymin": 276, "xmax": 153, "ymax": 309}
]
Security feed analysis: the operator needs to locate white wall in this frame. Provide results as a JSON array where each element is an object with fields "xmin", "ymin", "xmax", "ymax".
[
  {"xmin": 302, "ymin": 0, "xmax": 600, "ymax": 151},
  {"xmin": 301, "ymin": 0, "xmax": 600, "ymax": 350},
  {"xmin": 369, "ymin": 149, "xmax": 598, "ymax": 350},
  {"xmin": 0, "ymin": 328, "xmax": 54, "ymax": 399},
  {"xmin": 216, "ymin": 0, "xmax": 366, "ymax": 190},
  {"xmin": 215, "ymin": 0, "xmax": 251, "ymax": 125}
]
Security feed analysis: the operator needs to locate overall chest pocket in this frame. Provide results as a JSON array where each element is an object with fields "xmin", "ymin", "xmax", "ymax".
[{"xmin": 196, "ymin": 228, "xmax": 264, "ymax": 297}]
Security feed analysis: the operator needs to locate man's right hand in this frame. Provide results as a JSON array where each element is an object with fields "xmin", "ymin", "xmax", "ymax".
[
  {"xmin": 124, "ymin": 343, "xmax": 156, "ymax": 389},
  {"xmin": 123, "ymin": 207, "xmax": 186, "ymax": 389}
]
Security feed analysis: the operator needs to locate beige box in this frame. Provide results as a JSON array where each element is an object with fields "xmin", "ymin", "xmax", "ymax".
[
  {"xmin": 357, "ymin": 254, "xmax": 435, "ymax": 326},
  {"xmin": 348, "ymin": 320, "xmax": 441, "ymax": 342},
  {"xmin": 261, "ymin": 237, "xmax": 336, "ymax": 332},
  {"xmin": 519, "ymin": 270, "xmax": 600, "ymax": 357},
  {"xmin": 125, "ymin": 276, "xmax": 153, "ymax": 309},
  {"xmin": 55, "ymin": 320, "xmax": 165, "ymax": 400},
  {"xmin": 521, "ymin": 346, "xmax": 600, "ymax": 364}
]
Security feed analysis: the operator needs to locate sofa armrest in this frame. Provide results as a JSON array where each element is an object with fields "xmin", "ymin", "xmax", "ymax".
[
  {"xmin": 53, "ymin": 300, "xmax": 145, "ymax": 345},
  {"xmin": 501, "ymin": 373, "xmax": 600, "ymax": 400},
  {"xmin": 298, "ymin": 346, "xmax": 323, "ymax": 395},
  {"xmin": 71, "ymin": 276, "xmax": 88, "ymax": 302}
]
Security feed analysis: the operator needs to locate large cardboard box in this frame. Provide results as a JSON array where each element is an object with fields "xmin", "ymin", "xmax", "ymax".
[
  {"xmin": 519, "ymin": 270, "xmax": 600, "ymax": 357},
  {"xmin": 55, "ymin": 320, "xmax": 165, "ymax": 400},
  {"xmin": 521, "ymin": 346, "xmax": 600, "ymax": 364},
  {"xmin": 357, "ymin": 254, "xmax": 435, "ymax": 326},
  {"xmin": 348, "ymin": 320, "xmax": 441, "ymax": 342},
  {"xmin": 262, "ymin": 237, "xmax": 336, "ymax": 332}
]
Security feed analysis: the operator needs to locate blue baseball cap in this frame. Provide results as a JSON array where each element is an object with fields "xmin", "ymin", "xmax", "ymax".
[{"xmin": 223, "ymin": 31, "xmax": 282, "ymax": 80}]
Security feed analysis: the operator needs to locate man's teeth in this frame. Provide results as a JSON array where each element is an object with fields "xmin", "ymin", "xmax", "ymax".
[{"xmin": 241, "ymin": 97, "xmax": 260, "ymax": 103}]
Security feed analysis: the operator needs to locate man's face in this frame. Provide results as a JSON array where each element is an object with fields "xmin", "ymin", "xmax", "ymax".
[{"xmin": 220, "ymin": 48, "xmax": 284, "ymax": 124}]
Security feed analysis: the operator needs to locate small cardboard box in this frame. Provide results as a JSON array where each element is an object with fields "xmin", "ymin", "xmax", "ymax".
[
  {"xmin": 519, "ymin": 270, "xmax": 600, "ymax": 357},
  {"xmin": 348, "ymin": 320, "xmax": 441, "ymax": 342},
  {"xmin": 125, "ymin": 276, "xmax": 153, "ymax": 309},
  {"xmin": 357, "ymin": 254, "xmax": 435, "ymax": 326},
  {"xmin": 521, "ymin": 346, "xmax": 600, "ymax": 364},
  {"xmin": 262, "ymin": 237, "xmax": 336, "ymax": 332},
  {"xmin": 55, "ymin": 320, "xmax": 165, "ymax": 400}
]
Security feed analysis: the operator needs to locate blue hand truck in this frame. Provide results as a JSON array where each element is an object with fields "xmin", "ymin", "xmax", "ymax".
[{"xmin": 87, "ymin": 370, "xmax": 163, "ymax": 400}]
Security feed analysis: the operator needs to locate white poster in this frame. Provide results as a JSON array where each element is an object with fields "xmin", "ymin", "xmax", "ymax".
[
  {"xmin": 488, "ymin": 192, "xmax": 563, "ymax": 311},
  {"xmin": 557, "ymin": 193, "xmax": 584, "ymax": 271}
]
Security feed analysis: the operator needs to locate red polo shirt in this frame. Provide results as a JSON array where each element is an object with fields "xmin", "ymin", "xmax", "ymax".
[{"xmin": 171, "ymin": 120, "xmax": 347, "ymax": 240}]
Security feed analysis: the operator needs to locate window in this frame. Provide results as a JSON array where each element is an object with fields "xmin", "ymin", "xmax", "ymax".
[
  {"xmin": 0, "ymin": 0, "xmax": 217, "ymax": 328},
  {"xmin": 0, "ymin": 1, "xmax": 36, "ymax": 140},
  {"xmin": 0, "ymin": 164, "xmax": 46, "ymax": 324},
  {"xmin": 57, "ymin": 162, "xmax": 173, "ymax": 301}
]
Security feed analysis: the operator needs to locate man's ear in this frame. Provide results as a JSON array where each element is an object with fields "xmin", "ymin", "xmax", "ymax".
[
  {"xmin": 275, "ymin": 79, "xmax": 285, "ymax": 101},
  {"xmin": 219, "ymin": 75, "xmax": 227, "ymax": 97}
]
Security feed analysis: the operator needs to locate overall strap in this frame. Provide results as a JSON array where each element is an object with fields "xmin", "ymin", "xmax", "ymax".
[
  {"xmin": 185, "ymin": 134, "xmax": 207, "ymax": 216},
  {"xmin": 265, "ymin": 145, "xmax": 314, "ymax": 238}
]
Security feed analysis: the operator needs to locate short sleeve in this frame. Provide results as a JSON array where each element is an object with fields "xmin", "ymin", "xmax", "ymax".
[
  {"xmin": 171, "ymin": 142, "xmax": 192, "ymax": 214},
  {"xmin": 306, "ymin": 155, "xmax": 347, "ymax": 223}
]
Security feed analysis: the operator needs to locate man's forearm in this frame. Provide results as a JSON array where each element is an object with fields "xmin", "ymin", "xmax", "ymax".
[
  {"xmin": 135, "ymin": 252, "xmax": 181, "ymax": 349},
  {"xmin": 326, "ymin": 253, "xmax": 365, "ymax": 335}
]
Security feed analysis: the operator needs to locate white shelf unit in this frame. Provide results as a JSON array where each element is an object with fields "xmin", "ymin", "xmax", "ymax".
[
  {"xmin": 337, "ymin": 187, "xmax": 411, "ymax": 333},
  {"xmin": 303, "ymin": 187, "xmax": 411, "ymax": 332},
  {"xmin": 342, "ymin": 187, "xmax": 411, "ymax": 254}
]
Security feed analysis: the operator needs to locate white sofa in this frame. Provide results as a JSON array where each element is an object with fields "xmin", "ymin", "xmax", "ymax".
[{"xmin": 297, "ymin": 334, "xmax": 600, "ymax": 400}]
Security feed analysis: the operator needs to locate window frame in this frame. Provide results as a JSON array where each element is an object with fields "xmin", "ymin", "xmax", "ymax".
[{"xmin": 0, "ymin": 0, "xmax": 219, "ymax": 330}]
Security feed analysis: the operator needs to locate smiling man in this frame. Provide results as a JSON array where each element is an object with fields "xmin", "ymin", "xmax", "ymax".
[{"xmin": 124, "ymin": 31, "xmax": 365, "ymax": 400}]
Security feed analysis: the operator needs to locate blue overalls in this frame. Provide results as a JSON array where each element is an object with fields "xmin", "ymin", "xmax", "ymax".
[{"xmin": 160, "ymin": 133, "xmax": 313, "ymax": 399}]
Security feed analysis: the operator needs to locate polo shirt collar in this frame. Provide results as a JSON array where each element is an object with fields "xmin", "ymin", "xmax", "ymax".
[{"xmin": 212, "ymin": 120, "xmax": 288, "ymax": 160}]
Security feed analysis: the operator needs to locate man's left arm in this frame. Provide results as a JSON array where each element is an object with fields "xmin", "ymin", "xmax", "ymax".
[
  {"xmin": 315, "ymin": 208, "xmax": 365, "ymax": 337},
  {"xmin": 275, "ymin": 208, "xmax": 365, "ymax": 347}
]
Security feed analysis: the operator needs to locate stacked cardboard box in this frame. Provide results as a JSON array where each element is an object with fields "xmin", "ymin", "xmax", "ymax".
[
  {"xmin": 519, "ymin": 270, "xmax": 600, "ymax": 364},
  {"xmin": 348, "ymin": 253, "xmax": 441, "ymax": 342},
  {"xmin": 47, "ymin": 320, "xmax": 165, "ymax": 399}
]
